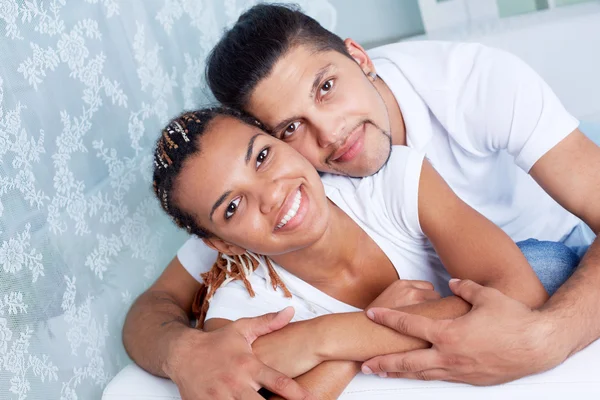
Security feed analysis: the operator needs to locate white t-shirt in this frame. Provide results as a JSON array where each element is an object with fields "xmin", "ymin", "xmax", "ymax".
[
  {"xmin": 205, "ymin": 146, "xmax": 451, "ymax": 323},
  {"xmin": 369, "ymin": 40, "xmax": 580, "ymax": 242},
  {"xmin": 177, "ymin": 40, "xmax": 581, "ymax": 282}
]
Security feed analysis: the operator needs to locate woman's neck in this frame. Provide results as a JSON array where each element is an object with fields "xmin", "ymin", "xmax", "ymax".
[{"xmin": 269, "ymin": 200, "xmax": 364, "ymax": 284}]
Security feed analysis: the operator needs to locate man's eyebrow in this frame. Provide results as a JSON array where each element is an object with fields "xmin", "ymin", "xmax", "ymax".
[
  {"xmin": 272, "ymin": 116, "xmax": 301, "ymax": 137},
  {"xmin": 271, "ymin": 64, "xmax": 333, "ymax": 136},
  {"xmin": 245, "ymin": 133, "xmax": 260, "ymax": 164},
  {"xmin": 210, "ymin": 190, "xmax": 232, "ymax": 222},
  {"xmin": 311, "ymin": 63, "xmax": 333, "ymax": 97}
]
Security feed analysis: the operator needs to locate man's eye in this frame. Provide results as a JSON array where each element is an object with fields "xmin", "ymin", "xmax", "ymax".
[
  {"xmin": 225, "ymin": 197, "xmax": 240, "ymax": 220},
  {"xmin": 283, "ymin": 122, "xmax": 300, "ymax": 138},
  {"xmin": 319, "ymin": 79, "xmax": 334, "ymax": 97},
  {"xmin": 256, "ymin": 147, "xmax": 269, "ymax": 168}
]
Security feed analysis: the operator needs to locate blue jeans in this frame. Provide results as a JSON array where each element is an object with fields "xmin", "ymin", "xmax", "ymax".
[{"xmin": 517, "ymin": 223, "xmax": 595, "ymax": 296}]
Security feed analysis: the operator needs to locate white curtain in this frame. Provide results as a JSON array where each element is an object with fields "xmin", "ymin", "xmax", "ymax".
[{"xmin": 0, "ymin": 1, "xmax": 335, "ymax": 399}]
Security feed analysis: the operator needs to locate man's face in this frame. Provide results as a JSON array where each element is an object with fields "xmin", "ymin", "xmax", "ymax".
[{"xmin": 246, "ymin": 44, "xmax": 392, "ymax": 177}]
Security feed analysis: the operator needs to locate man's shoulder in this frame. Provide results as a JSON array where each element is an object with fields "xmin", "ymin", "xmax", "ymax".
[{"xmin": 368, "ymin": 40, "xmax": 484, "ymax": 62}]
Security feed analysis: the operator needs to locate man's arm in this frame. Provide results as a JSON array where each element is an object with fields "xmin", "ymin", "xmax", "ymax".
[
  {"xmin": 417, "ymin": 159, "xmax": 549, "ymax": 308},
  {"xmin": 123, "ymin": 257, "xmax": 201, "ymax": 377},
  {"xmin": 123, "ymin": 256, "xmax": 315, "ymax": 400},
  {"xmin": 362, "ymin": 130, "xmax": 600, "ymax": 384},
  {"xmin": 530, "ymin": 129, "xmax": 600, "ymax": 354}
]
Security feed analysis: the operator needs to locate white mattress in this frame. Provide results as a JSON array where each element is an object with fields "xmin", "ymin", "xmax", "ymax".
[{"xmin": 103, "ymin": 339, "xmax": 600, "ymax": 399}]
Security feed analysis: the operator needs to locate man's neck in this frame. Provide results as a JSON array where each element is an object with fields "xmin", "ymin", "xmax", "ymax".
[{"xmin": 374, "ymin": 76, "xmax": 406, "ymax": 146}]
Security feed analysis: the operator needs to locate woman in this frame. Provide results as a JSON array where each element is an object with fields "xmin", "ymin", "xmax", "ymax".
[{"xmin": 152, "ymin": 107, "xmax": 578, "ymax": 399}]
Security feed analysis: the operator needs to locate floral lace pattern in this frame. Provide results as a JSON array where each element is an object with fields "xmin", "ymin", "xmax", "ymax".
[{"xmin": 0, "ymin": 1, "xmax": 335, "ymax": 398}]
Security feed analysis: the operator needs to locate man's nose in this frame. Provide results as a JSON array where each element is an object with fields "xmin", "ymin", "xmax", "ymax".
[{"xmin": 314, "ymin": 114, "xmax": 346, "ymax": 148}]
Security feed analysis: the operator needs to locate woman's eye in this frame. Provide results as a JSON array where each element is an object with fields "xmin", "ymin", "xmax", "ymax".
[
  {"xmin": 225, "ymin": 197, "xmax": 241, "ymax": 220},
  {"xmin": 319, "ymin": 79, "xmax": 334, "ymax": 97},
  {"xmin": 283, "ymin": 122, "xmax": 300, "ymax": 138},
  {"xmin": 256, "ymin": 147, "xmax": 269, "ymax": 168}
]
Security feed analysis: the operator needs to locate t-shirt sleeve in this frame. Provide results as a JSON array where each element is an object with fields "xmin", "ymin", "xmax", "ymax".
[
  {"xmin": 377, "ymin": 146, "xmax": 426, "ymax": 240},
  {"xmin": 176, "ymin": 236, "xmax": 218, "ymax": 283},
  {"xmin": 205, "ymin": 277, "xmax": 294, "ymax": 322},
  {"xmin": 446, "ymin": 43, "xmax": 579, "ymax": 172}
]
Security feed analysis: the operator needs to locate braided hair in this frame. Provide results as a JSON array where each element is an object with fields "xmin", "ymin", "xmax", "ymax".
[{"xmin": 152, "ymin": 107, "xmax": 291, "ymax": 329}]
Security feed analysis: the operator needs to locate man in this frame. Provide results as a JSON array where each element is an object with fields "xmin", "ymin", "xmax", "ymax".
[{"xmin": 123, "ymin": 4, "xmax": 600, "ymax": 399}]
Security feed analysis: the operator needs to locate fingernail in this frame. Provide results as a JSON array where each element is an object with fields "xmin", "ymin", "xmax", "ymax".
[
  {"xmin": 366, "ymin": 310, "xmax": 375, "ymax": 320},
  {"xmin": 362, "ymin": 366, "xmax": 373, "ymax": 375},
  {"xmin": 449, "ymin": 278, "xmax": 461, "ymax": 284},
  {"xmin": 379, "ymin": 372, "xmax": 388, "ymax": 378}
]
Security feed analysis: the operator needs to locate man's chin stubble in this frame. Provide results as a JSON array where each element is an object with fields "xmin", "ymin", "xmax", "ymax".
[{"xmin": 328, "ymin": 128, "xmax": 392, "ymax": 178}]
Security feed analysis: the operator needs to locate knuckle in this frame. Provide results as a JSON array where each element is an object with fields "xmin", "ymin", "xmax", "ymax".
[
  {"xmin": 397, "ymin": 358, "xmax": 416, "ymax": 372},
  {"xmin": 439, "ymin": 331, "xmax": 456, "ymax": 345},
  {"xmin": 416, "ymin": 370, "xmax": 432, "ymax": 381},
  {"xmin": 233, "ymin": 353, "xmax": 254, "ymax": 369},
  {"xmin": 444, "ymin": 355, "xmax": 463, "ymax": 368},
  {"xmin": 218, "ymin": 373, "xmax": 235, "ymax": 386},
  {"xmin": 374, "ymin": 359, "xmax": 386, "ymax": 373},
  {"xmin": 205, "ymin": 386, "xmax": 218, "ymax": 396},
  {"xmin": 273, "ymin": 374, "xmax": 293, "ymax": 392},
  {"xmin": 393, "ymin": 315, "xmax": 410, "ymax": 333},
  {"xmin": 433, "ymin": 324, "xmax": 456, "ymax": 345}
]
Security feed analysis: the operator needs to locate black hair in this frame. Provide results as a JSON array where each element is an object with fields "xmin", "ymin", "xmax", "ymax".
[
  {"xmin": 152, "ymin": 107, "xmax": 264, "ymax": 237},
  {"xmin": 206, "ymin": 3, "xmax": 350, "ymax": 110}
]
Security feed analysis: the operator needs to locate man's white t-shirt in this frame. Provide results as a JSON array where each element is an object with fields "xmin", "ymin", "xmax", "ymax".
[
  {"xmin": 369, "ymin": 40, "xmax": 580, "ymax": 243},
  {"xmin": 177, "ymin": 40, "xmax": 582, "ymax": 283},
  {"xmin": 205, "ymin": 146, "xmax": 451, "ymax": 323}
]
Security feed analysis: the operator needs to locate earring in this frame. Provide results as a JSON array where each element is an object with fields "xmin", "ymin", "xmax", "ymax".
[{"xmin": 367, "ymin": 72, "xmax": 377, "ymax": 81}]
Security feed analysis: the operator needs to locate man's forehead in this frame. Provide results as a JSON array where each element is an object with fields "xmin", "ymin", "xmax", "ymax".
[{"xmin": 250, "ymin": 50, "xmax": 339, "ymax": 124}]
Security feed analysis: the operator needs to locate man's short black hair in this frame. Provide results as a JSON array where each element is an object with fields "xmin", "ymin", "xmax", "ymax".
[{"xmin": 206, "ymin": 3, "xmax": 350, "ymax": 110}]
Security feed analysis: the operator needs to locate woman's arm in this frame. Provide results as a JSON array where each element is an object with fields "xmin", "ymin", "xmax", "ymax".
[
  {"xmin": 204, "ymin": 281, "xmax": 443, "ymax": 398},
  {"xmin": 269, "ymin": 362, "xmax": 361, "ymax": 400},
  {"xmin": 204, "ymin": 318, "xmax": 360, "ymax": 399},
  {"xmin": 417, "ymin": 160, "xmax": 549, "ymax": 308}
]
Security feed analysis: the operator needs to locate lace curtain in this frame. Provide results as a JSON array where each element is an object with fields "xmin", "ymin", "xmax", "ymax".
[{"xmin": 0, "ymin": 1, "xmax": 335, "ymax": 399}]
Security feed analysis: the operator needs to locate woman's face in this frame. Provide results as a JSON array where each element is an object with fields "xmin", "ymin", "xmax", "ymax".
[{"xmin": 175, "ymin": 116, "xmax": 331, "ymax": 256}]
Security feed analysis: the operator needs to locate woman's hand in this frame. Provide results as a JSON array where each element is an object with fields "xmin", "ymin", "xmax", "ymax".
[{"xmin": 368, "ymin": 280, "xmax": 441, "ymax": 310}]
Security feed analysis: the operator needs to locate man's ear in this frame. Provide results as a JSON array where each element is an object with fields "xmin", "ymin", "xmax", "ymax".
[
  {"xmin": 344, "ymin": 38, "xmax": 376, "ymax": 78},
  {"xmin": 202, "ymin": 237, "xmax": 246, "ymax": 256}
]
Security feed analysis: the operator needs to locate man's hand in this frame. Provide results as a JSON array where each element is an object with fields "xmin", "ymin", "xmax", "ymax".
[
  {"xmin": 361, "ymin": 279, "xmax": 568, "ymax": 385},
  {"xmin": 167, "ymin": 307, "xmax": 316, "ymax": 399},
  {"xmin": 368, "ymin": 280, "xmax": 442, "ymax": 310}
]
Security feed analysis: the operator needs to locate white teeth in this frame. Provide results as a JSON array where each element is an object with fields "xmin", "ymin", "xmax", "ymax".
[{"xmin": 276, "ymin": 189, "xmax": 302, "ymax": 229}]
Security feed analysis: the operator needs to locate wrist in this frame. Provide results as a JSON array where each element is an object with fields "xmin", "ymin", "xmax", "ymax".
[
  {"xmin": 163, "ymin": 324, "xmax": 200, "ymax": 380},
  {"xmin": 311, "ymin": 315, "xmax": 336, "ymax": 362},
  {"xmin": 536, "ymin": 308, "xmax": 577, "ymax": 364}
]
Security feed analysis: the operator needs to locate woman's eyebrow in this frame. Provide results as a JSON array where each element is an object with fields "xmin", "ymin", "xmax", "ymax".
[
  {"xmin": 245, "ymin": 133, "xmax": 260, "ymax": 164},
  {"xmin": 210, "ymin": 190, "xmax": 232, "ymax": 222},
  {"xmin": 210, "ymin": 133, "xmax": 261, "ymax": 221}
]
